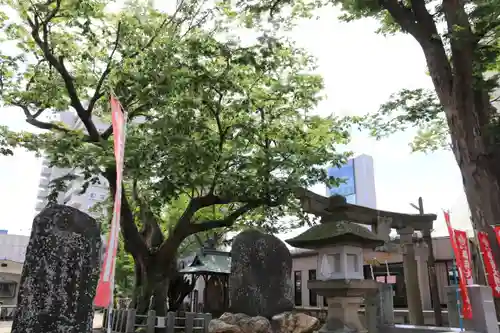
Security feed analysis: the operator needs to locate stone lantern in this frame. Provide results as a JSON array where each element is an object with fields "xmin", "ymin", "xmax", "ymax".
[{"xmin": 286, "ymin": 220, "xmax": 384, "ymax": 333}]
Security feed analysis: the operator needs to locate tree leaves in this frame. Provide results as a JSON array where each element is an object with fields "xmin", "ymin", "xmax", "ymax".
[
  {"xmin": 361, "ymin": 88, "xmax": 449, "ymax": 152},
  {"xmin": 0, "ymin": 0, "xmax": 351, "ymax": 253}
]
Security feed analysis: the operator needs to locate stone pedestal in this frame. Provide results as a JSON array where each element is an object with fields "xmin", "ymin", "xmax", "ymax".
[
  {"xmin": 309, "ymin": 279, "xmax": 378, "ymax": 333},
  {"xmin": 467, "ymin": 285, "xmax": 499, "ymax": 333},
  {"xmin": 445, "ymin": 286, "xmax": 461, "ymax": 328},
  {"xmin": 365, "ymin": 284, "xmax": 394, "ymax": 333},
  {"xmin": 445, "ymin": 286, "xmax": 473, "ymax": 330},
  {"xmin": 321, "ymin": 297, "xmax": 365, "ymax": 333}
]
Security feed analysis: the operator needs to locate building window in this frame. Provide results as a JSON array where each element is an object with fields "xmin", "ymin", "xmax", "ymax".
[
  {"xmin": 294, "ymin": 271, "xmax": 302, "ymax": 306},
  {"xmin": 0, "ymin": 282, "xmax": 16, "ymax": 298},
  {"xmin": 308, "ymin": 269, "xmax": 317, "ymax": 306}
]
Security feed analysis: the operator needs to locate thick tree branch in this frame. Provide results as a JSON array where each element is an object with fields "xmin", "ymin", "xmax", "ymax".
[
  {"xmin": 157, "ymin": 193, "xmax": 278, "ymax": 263},
  {"xmin": 26, "ymin": 3, "xmax": 101, "ymax": 141},
  {"xmin": 381, "ymin": 0, "xmax": 453, "ymax": 101},
  {"xmin": 442, "ymin": 0, "xmax": 475, "ymax": 83},
  {"xmin": 13, "ymin": 102, "xmax": 70, "ymax": 133},
  {"xmin": 379, "ymin": 0, "xmax": 421, "ymax": 38},
  {"xmin": 188, "ymin": 201, "xmax": 263, "ymax": 234},
  {"xmin": 132, "ymin": 178, "xmax": 164, "ymax": 249},
  {"xmin": 410, "ymin": 0, "xmax": 439, "ymax": 37},
  {"xmin": 103, "ymin": 167, "xmax": 149, "ymax": 259},
  {"xmin": 87, "ymin": 21, "xmax": 122, "ymax": 115}
]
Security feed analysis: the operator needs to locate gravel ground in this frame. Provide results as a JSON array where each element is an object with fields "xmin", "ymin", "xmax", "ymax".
[{"xmin": 0, "ymin": 313, "xmax": 104, "ymax": 333}]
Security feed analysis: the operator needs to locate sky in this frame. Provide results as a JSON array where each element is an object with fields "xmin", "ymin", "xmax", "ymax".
[{"xmin": 0, "ymin": 5, "xmax": 473, "ymax": 236}]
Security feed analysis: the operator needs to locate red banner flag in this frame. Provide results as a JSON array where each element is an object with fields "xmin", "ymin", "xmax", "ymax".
[
  {"xmin": 477, "ymin": 231, "xmax": 500, "ymax": 297},
  {"xmin": 94, "ymin": 95, "xmax": 127, "ymax": 308},
  {"xmin": 444, "ymin": 211, "xmax": 473, "ymax": 319},
  {"xmin": 495, "ymin": 226, "xmax": 500, "ymax": 247},
  {"xmin": 454, "ymin": 229, "xmax": 474, "ymax": 285}
]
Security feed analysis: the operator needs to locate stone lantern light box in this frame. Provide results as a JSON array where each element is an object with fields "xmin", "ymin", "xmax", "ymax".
[
  {"xmin": 286, "ymin": 220, "xmax": 384, "ymax": 281},
  {"xmin": 317, "ymin": 243, "xmax": 363, "ymax": 280}
]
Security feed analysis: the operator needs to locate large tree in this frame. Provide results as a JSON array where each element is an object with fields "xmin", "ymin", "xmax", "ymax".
[
  {"xmin": 0, "ymin": 0, "xmax": 350, "ymax": 314},
  {"xmin": 244, "ymin": 0, "xmax": 500, "ymax": 272}
]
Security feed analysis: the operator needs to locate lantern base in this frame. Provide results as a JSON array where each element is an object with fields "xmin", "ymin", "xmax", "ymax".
[{"xmin": 309, "ymin": 279, "xmax": 378, "ymax": 333}]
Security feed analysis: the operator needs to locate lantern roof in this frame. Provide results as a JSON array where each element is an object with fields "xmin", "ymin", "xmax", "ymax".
[
  {"xmin": 285, "ymin": 220, "xmax": 384, "ymax": 250},
  {"xmin": 179, "ymin": 249, "xmax": 231, "ymax": 275}
]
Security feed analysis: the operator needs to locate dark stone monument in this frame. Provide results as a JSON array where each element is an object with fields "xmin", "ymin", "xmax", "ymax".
[
  {"xmin": 229, "ymin": 229, "xmax": 293, "ymax": 318},
  {"xmin": 11, "ymin": 204, "xmax": 102, "ymax": 333}
]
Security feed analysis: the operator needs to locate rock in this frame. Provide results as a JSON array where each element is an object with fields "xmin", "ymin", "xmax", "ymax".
[
  {"xmin": 272, "ymin": 312, "xmax": 321, "ymax": 333},
  {"xmin": 238, "ymin": 315, "xmax": 272, "ymax": 333},
  {"xmin": 229, "ymin": 230, "xmax": 293, "ymax": 318},
  {"xmin": 11, "ymin": 205, "xmax": 102, "ymax": 333},
  {"xmin": 217, "ymin": 313, "xmax": 271, "ymax": 333},
  {"xmin": 219, "ymin": 312, "xmax": 247, "ymax": 325},
  {"xmin": 209, "ymin": 319, "xmax": 243, "ymax": 333}
]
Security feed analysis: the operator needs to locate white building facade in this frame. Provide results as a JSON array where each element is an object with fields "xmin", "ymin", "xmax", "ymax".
[{"xmin": 34, "ymin": 112, "xmax": 110, "ymax": 218}]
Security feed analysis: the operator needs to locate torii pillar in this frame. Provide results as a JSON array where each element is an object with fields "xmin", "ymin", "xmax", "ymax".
[{"xmin": 398, "ymin": 226, "xmax": 424, "ymax": 325}]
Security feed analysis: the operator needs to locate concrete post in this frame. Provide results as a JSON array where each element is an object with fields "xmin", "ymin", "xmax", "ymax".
[
  {"xmin": 467, "ymin": 285, "xmax": 499, "ymax": 333},
  {"xmin": 365, "ymin": 283, "xmax": 395, "ymax": 333},
  {"xmin": 399, "ymin": 227, "xmax": 424, "ymax": 325},
  {"xmin": 446, "ymin": 285, "xmax": 474, "ymax": 330},
  {"xmin": 422, "ymin": 226, "xmax": 444, "ymax": 326},
  {"xmin": 416, "ymin": 245, "xmax": 432, "ymax": 310}
]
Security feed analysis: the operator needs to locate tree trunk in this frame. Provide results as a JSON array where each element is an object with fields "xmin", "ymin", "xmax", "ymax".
[
  {"xmin": 449, "ymin": 111, "xmax": 500, "ymax": 314},
  {"xmin": 132, "ymin": 253, "xmax": 175, "ymax": 316},
  {"xmin": 439, "ymin": 81, "xmax": 500, "ymax": 315},
  {"xmin": 413, "ymin": 13, "xmax": 500, "ymax": 308},
  {"xmin": 131, "ymin": 250, "xmax": 195, "ymax": 317}
]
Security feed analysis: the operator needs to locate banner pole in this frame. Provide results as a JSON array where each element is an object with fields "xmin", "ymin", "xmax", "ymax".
[
  {"xmin": 452, "ymin": 260, "xmax": 464, "ymax": 331},
  {"xmin": 471, "ymin": 217, "xmax": 488, "ymax": 285},
  {"xmin": 444, "ymin": 210, "xmax": 465, "ymax": 331}
]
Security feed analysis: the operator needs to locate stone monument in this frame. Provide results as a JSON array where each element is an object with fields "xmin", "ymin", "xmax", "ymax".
[
  {"xmin": 286, "ymin": 220, "xmax": 384, "ymax": 333},
  {"xmin": 11, "ymin": 204, "xmax": 102, "ymax": 333},
  {"xmin": 229, "ymin": 229, "xmax": 293, "ymax": 318}
]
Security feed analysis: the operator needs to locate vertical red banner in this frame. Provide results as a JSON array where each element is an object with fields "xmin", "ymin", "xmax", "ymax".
[
  {"xmin": 477, "ymin": 231, "xmax": 500, "ymax": 297},
  {"xmin": 94, "ymin": 95, "xmax": 127, "ymax": 308},
  {"xmin": 494, "ymin": 226, "xmax": 500, "ymax": 247},
  {"xmin": 454, "ymin": 230, "xmax": 474, "ymax": 285},
  {"xmin": 444, "ymin": 212, "xmax": 473, "ymax": 319}
]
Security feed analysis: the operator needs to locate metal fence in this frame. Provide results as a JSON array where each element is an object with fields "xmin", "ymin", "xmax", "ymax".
[{"xmin": 103, "ymin": 309, "xmax": 212, "ymax": 333}]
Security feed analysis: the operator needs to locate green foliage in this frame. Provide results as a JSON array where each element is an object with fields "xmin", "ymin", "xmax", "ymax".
[
  {"xmin": 361, "ymin": 88, "xmax": 449, "ymax": 152},
  {"xmin": 0, "ymin": 0, "xmax": 352, "ymax": 298},
  {"xmin": 235, "ymin": 0, "xmax": 500, "ymax": 154}
]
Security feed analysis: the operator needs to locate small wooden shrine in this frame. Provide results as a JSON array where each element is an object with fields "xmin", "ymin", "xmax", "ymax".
[{"xmin": 179, "ymin": 243, "xmax": 230, "ymax": 316}]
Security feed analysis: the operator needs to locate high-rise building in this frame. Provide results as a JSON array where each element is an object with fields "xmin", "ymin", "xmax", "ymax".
[
  {"xmin": 34, "ymin": 112, "xmax": 110, "ymax": 218},
  {"xmin": 326, "ymin": 154, "xmax": 376, "ymax": 209}
]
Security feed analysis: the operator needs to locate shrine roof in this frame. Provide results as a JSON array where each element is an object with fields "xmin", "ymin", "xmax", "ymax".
[
  {"xmin": 296, "ymin": 188, "xmax": 436, "ymax": 229},
  {"xmin": 285, "ymin": 220, "xmax": 385, "ymax": 249},
  {"xmin": 179, "ymin": 249, "xmax": 231, "ymax": 275}
]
